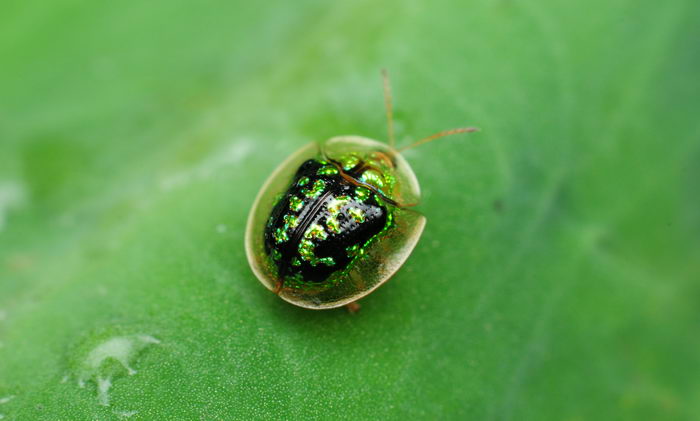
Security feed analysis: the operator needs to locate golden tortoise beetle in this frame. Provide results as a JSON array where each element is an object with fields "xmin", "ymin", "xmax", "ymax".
[{"xmin": 245, "ymin": 70, "xmax": 478, "ymax": 311}]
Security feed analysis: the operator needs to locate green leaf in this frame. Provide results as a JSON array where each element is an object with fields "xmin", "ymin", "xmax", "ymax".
[{"xmin": 1, "ymin": 0, "xmax": 698, "ymax": 419}]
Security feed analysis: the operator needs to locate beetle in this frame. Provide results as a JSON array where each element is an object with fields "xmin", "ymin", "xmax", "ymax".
[{"xmin": 245, "ymin": 70, "xmax": 478, "ymax": 311}]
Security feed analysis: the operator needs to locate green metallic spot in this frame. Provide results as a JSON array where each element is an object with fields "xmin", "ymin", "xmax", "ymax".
[
  {"xmin": 304, "ymin": 223, "xmax": 328, "ymax": 240},
  {"xmin": 317, "ymin": 257, "xmax": 335, "ymax": 266},
  {"xmin": 298, "ymin": 224, "xmax": 333, "ymax": 267},
  {"xmin": 360, "ymin": 169, "xmax": 385, "ymax": 189},
  {"xmin": 274, "ymin": 227, "xmax": 289, "ymax": 243},
  {"xmin": 339, "ymin": 154, "xmax": 360, "ymax": 171},
  {"xmin": 354, "ymin": 187, "xmax": 370, "ymax": 202},
  {"xmin": 346, "ymin": 243, "xmax": 363, "ymax": 258},
  {"xmin": 297, "ymin": 176, "xmax": 310, "ymax": 187},
  {"xmin": 298, "ymin": 239, "xmax": 315, "ymax": 261},
  {"xmin": 374, "ymin": 193, "xmax": 389, "ymax": 207},
  {"xmin": 291, "ymin": 257, "xmax": 301, "ymax": 267},
  {"xmin": 383, "ymin": 173, "xmax": 396, "ymax": 195},
  {"xmin": 385, "ymin": 210, "xmax": 394, "ymax": 230},
  {"xmin": 317, "ymin": 165, "xmax": 339, "ymax": 176},
  {"xmin": 289, "ymin": 196, "xmax": 304, "ymax": 211},
  {"xmin": 348, "ymin": 207, "xmax": 366, "ymax": 224},
  {"xmin": 302, "ymin": 179, "xmax": 326, "ymax": 199},
  {"xmin": 326, "ymin": 216, "xmax": 341, "ymax": 234},
  {"xmin": 283, "ymin": 214, "xmax": 299, "ymax": 228},
  {"xmin": 271, "ymin": 249, "xmax": 282, "ymax": 261},
  {"xmin": 327, "ymin": 195, "xmax": 350, "ymax": 214},
  {"xmin": 324, "ymin": 194, "xmax": 349, "ymax": 232}
]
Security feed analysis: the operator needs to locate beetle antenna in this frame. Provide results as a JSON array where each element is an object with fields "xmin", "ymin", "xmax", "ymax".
[
  {"xmin": 397, "ymin": 127, "xmax": 480, "ymax": 152},
  {"xmin": 381, "ymin": 69, "xmax": 396, "ymax": 149}
]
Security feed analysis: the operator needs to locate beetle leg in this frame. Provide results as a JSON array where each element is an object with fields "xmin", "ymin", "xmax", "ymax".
[{"xmin": 346, "ymin": 301, "xmax": 361, "ymax": 314}]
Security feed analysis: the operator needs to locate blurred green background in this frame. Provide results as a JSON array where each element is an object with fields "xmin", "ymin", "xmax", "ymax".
[{"xmin": 1, "ymin": 0, "xmax": 699, "ymax": 419}]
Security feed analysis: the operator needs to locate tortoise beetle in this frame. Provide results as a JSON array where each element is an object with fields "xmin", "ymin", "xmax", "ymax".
[{"xmin": 245, "ymin": 70, "xmax": 478, "ymax": 311}]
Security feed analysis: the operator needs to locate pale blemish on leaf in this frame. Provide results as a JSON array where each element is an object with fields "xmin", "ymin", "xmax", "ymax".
[
  {"xmin": 114, "ymin": 409, "xmax": 138, "ymax": 418},
  {"xmin": 0, "ymin": 181, "xmax": 25, "ymax": 232},
  {"xmin": 75, "ymin": 334, "xmax": 160, "ymax": 407},
  {"xmin": 159, "ymin": 139, "xmax": 254, "ymax": 191},
  {"xmin": 0, "ymin": 395, "xmax": 13, "ymax": 421}
]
